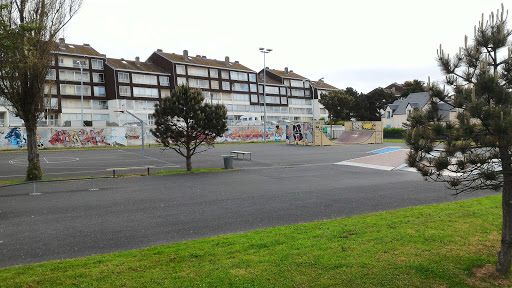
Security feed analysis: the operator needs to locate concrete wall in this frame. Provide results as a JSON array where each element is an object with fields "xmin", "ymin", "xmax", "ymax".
[{"xmin": 0, "ymin": 125, "xmax": 287, "ymax": 150}]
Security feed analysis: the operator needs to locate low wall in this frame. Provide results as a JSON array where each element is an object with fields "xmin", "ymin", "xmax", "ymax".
[{"xmin": 0, "ymin": 125, "xmax": 286, "ymax": 150}]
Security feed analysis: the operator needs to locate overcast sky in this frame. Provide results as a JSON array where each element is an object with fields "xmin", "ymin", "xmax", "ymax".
[{"xmin": 63, "ymin": 0, "xmax": 506, "ymax": 93}]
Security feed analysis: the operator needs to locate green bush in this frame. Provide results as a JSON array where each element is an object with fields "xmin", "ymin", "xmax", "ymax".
[
  {"xmin": 325, "ymin": 120, "xmax": 344, "ymax": 126},
  {"xmin": 383, "ymin": 127, "xmax": 406, "ymax": 139}
]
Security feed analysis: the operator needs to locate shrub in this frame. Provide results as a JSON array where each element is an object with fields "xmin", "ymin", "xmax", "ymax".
[{"xmin": 383, "ymin": 127, "xmax": 406, "ymax": 139}]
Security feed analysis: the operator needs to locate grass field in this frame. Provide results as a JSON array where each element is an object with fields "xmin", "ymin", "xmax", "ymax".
[{"xmin": 0, "ymin": 195, "xmax": 508, "ymax": 287}]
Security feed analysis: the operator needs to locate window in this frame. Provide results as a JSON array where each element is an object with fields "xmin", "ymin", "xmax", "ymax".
[
  {"xmin": 93, "ymin": 100, "xmax": 108, "ymax": 110},
  {"xmin": 210, "ymin": 69, "xmax": 218, "ymax": 78},
  {"xmin": 159, "ymin": 76, "xmax": 170, "ymax": 86},
  {"xmin": 305, "ymin": 90, "xmax": 310, "ymax": 97},
  {"xmin": 58, "ymin": 58, "xmax": 64, "ymax": 65},
  {"xmin": 46, "ymin": 69, "xmax": 56, "ymax": 80},
  {"xmin": 132, "ymin": 74, "xmax": 158, "ymax": 85},
  {"xmin": 211, "ymin": 80, "xmax": 219, "ymax": 89},
  {"xmin": 189, "ymin": 78, "xmax": 209, "ymax": 89},
  {"xmin": 280, "ymin": 87, "xmax": 287, "ymax": 95},
  {"xmin": 118, "ymin": 72, "xmax": 130, "ymax": 83},
  {"xmin": 176, "ymin": 65, "xmax": 186, "ymax": 74},
  {"xmin": 265, "ymin": 86, "xmax": 279, "ymax": 94},
  {"xmin": 259, "ymin": 96, "xmax": 280, "ymax": 104},
  {"xmin": 92, "ymin": 73, "xmax": 104, "ymax": 83},
  {"xmin": 221, "ymin": 71, "xmax": 229, "ymax": 79},
  {"xmin": 249, "ymin": 74, "xmax": 256, "ymax": 82},
  {"xmin": 187, "ymin": 66, "xmax": 208, "ymax": 77},
  {"xmin": 59, "ymin": 70, "xmax": 89, "ymax": 81},
  {"xmin": 119, "ymin": 86, "xmax": 131, "ymax": 96},
  {"xmin": 91, "ymin": 59, "xmax": 103, "ymax": 69},
  {"xmin": 60, "ymin": 84, "xmax": 91, "ymax": 96},
  {"xmin": 284, "ymin": 79, "xmax": 290, "ymax": 86},
  {"xmin": 161, "ymin": 89, "xmax": 171, "ymax": 97},
  {"xmin": 291, "ymin": 89, "xmax": 305, "ymax": 96},
  {"xmin": 250, "ymin": 94, "xmax": 258, "ymax": 102},
  {"xmin": 43, "ymin": 85, "xmax": 57, "ymax": 95},
  {"xmin": 93, "ymin": 86, "xmax": 106, "ymax": 97},
  {"xmin": 281, "ymin": 97, "xmax": 288, "ymax": 104},
  {"xmin": 133, "ymin": 87, "xmax": 159, "ymax": 98},
  {"xmin": 148, "ymin": 114, "xmax": 155, "ymax": 125},
  {"xmin": 290, "ymin": 80, "xmax": 304, "ymax": 88},
  {"xmin": 177, "ymin": 77, "xmax": 187, "ymax": 85},
  {"xmin": 222, "ymin": 81, "xmax": 230, "ymax": 90},
  {"xmin": 250, "ymin": 84, "xmax": 257, "ymax": 92},
  {"xmin": 231, "ymin": 83, "xmax": 249, "ymax": 92},
  {"xmin": 233, "ymin": 94, "xmax": 249, "ymax": 101},
  {"xmin": 72, "ymin": 59, "xmax": 87, "ymax": 68},
  {"xmin": 211, "ymin": 93, "xmax": 220, "ymax": 100},
  {"xmin": 230, "ymin": 71, "xmax": 248, "ymax": 81},
  {"xmin": 386, "ymin": 111, "xmax": 391, "ymax": 118}
]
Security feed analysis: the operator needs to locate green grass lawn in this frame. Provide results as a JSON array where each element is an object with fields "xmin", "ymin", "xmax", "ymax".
[{"xmin": 0, "ymin": 195, "xmax": 508, "ymax": 287}]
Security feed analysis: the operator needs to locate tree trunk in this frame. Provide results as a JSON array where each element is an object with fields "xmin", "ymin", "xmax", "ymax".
[
  {"xmin": 186, "ymin": 147, "xmax": 192, "ymax": 171},
  {"xmin": 25, "ymin": 120, "xmax": 42, "ymax": 181},
  {"xmin": 497, "ymin": 149, "xmax": 512, "ymax": 275}
]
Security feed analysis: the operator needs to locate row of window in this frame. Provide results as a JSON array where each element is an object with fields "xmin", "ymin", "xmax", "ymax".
[
  {"xmin": 47, "ymin": 69, "xmax": 105, "ymax": 83},
  {"xmin": 55, "ymin": 58, "xmax": 104, "ymax": 70},
  {"xmin": 175, "ymin": 65, "xmax": 257, "ymax": 82},
  {"xmin": 59, "ymin": 84, "xmax": 105, "ymax": 97},
  {"xmin": 118, "ymin": 72, "xmax": 170, "ymax": 86}
]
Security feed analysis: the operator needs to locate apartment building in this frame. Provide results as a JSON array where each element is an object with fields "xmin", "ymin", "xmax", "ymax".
[
  {"xmin": 0, "ymin": 39, "xmax": 341, "ymax": 127},
  {"xmin": 310, "ymin": 79, "xmax": 338, "ymax": 120},
  {"xmin": 104, "ymin": 57, "xmax": 171, "ymax": 126},
  {"xmin": 47, "ymin": 38, "xmax": 108, "ymax": 126},
  {"xmin": 147, "ymin": 50, "xmax": 259, "ymax": 125},
  {"xmin": 258, "ymin": 67, "xmax": 314, "ymax": 122}
]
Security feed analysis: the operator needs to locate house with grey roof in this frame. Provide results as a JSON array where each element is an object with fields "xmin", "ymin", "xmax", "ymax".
[{"xmin": 382, "ymin": 92, "xmax": 458, "ymax": 128}]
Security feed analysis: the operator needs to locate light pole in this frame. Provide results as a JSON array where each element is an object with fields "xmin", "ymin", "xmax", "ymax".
[
  {"xmin": 259, "ymin": 48, "xmax": 272, "ymax": 143},
  {"xmin": 78, "ymin": 61, "xmax": 84, "ymax": 126}
]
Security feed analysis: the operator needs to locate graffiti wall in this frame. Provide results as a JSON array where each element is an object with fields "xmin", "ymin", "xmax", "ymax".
[
  {"xmin": 0, "ymin": 125, "xmax": 287, "ymax": 150},
  {"xmin": 217, "ymin": 125, "xmax": 284, "ymax": 143},
  {"xmin": 0, "ymin": 127, "xmax": 158, "ymax": 150}
]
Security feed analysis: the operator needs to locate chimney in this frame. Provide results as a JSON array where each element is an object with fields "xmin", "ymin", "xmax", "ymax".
[
  {"xmin": 135, "ymin": 56, "xmax": 140, "ymax": 66},
  {"xmin": 120, "ymin": 58, "xmax": 125, "ymax": 62},
  {"xmin": 202, "ymin": 56, "xmax": 207, "ymax": 59},
  {"xmin": 284, "ymin": 67, "xmax": 289, "ymax": 74},
  {"xmin": 225, "ymin": 56, "xmax": 230, "ymax": 65},
  {"xmin": 183, "ymin": 49, "xmax": 188, "ymax": 60},
  {"xmin": 196, "ymin": 55, "xmax": 201, "ymax": 58},
  {"xmin": 58, "ymin": 38, "xmax": 65, "ymax": 49},
  {"xmin": 157, "ymin": 49, "xmax": 163, "ymax": 53},
  {"xmin": 290, "ymin": 70, "xmax": 294, "ymax": 73},
  {"xmin": 83, "ymin": 43, "xmax": 90, "ymax": 47},
  {"xmin": 234, "ymin": 60, "xmax": 239, "ymax": 64}
]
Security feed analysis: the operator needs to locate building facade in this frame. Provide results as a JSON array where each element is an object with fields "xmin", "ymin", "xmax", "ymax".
[{"xmin": 0, "ymin": 40, "xmax": 340, "ymax": 127}]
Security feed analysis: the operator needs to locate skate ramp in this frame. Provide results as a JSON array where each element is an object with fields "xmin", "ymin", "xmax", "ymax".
[{"xmin": 333, "ymin": 131, "xmax": 374, "ymax": 144}]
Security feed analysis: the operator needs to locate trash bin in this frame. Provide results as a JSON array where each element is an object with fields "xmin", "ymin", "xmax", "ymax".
[{"xmin": 223, "ymin": 155, "xmax": 233, "ymax": 169}]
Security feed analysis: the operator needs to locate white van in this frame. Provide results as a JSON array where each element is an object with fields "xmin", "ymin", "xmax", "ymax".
[{"xmin": 236, "ymin": 115, "xmax": 262, "ymax": 126}]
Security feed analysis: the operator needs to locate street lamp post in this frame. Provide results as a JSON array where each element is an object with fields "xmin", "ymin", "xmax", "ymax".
[
  {"xmin": 78, "ymin": 62, "xmax": 84, "ymax": 126},
  {"xmin": 259, "ymin": 48, "xmax": 272, "ymax": 143}
]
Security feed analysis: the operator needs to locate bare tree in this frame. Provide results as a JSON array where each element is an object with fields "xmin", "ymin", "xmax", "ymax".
[{"xmin": 0, "ymin": 0, "xmax": 82, "ymax": 180}]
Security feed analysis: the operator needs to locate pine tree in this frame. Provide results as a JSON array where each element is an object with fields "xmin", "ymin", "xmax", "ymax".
[
  {"xmin": 406, "ymin": 4, "xmax": 512, "ymax": 274},
  {"xmin": 151, "ymin": 84, "xmax": 228, "ymax": 171}
]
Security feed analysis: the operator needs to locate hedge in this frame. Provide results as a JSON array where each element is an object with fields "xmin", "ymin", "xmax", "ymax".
[{"xmin": 383, "ymin": 127, "xmax": 406, "ymax": 139}]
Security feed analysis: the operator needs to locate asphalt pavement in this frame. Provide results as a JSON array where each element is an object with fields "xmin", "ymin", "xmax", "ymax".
[{"xmin": 0, "ymin": 143, "xmax": 494, "ymax": 268}]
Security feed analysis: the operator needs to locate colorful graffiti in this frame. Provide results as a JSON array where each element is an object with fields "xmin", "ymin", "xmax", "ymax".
[
  {"xmin": 5, "ymin": 128, "xmax": 26, "ymax": 148},
  {"xmin": 49, "ymin": 129, "xmax": 110, "ymax": 146}
]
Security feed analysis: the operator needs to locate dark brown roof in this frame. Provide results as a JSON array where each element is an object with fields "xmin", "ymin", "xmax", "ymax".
[
  {"xmin": 311, "ymin": 80, "xmax": 338, "ymax": 90},
  {"xmin": 383, "ymin": 83, "xmax": 404, "ymax": 95},
  {"xmin": 106, "ymin": 58, "xmax": 168, "ymax": 74},
  {"xmin": 268, "ymin": 69, "xmax": 307, "ymax": 80},
  {"xmin": 257, "ymin": 74, "xmax": 283, "ymax": 86},
  {"xmin": 158, "ymin": 51, "xmax": 255, "ymax": 72},
  {"xmin": 53, "ymin": 42, "xmax": 104, "ymax": 57}
]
